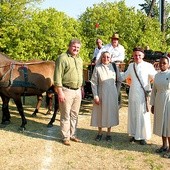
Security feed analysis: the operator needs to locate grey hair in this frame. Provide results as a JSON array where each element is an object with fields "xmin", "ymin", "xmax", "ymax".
[{"xmin": 69, "ymin": 39, "xmax": 81, "ymax": 46}]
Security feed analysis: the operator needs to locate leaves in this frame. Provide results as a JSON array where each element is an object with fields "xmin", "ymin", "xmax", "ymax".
[
  {"xmin": 78, "ymin": 1, "xmax": 166, "ymax": 62},
  {"xmin": 0, "ymin": 0, "xmax": 169, "ymax": 63}
]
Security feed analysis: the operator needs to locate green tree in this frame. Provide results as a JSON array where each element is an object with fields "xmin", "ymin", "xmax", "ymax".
[
  {"xmin": 0, "ymin": 1, "xmax": 87, "ymax": 61},
  {"xmin": 79, "ymin": 0, "xmax": 167, "ymax": 62},
  {"xmin": 13, "ymin": 8, "xmax": 83, "ymax": 61},
  {"xmin": 0, "ymin": 0, "xmax": 43, "ymax": 60},
  {"xmin": 139, "ymin": 0, "xmax": 158, "ymax": 17}
]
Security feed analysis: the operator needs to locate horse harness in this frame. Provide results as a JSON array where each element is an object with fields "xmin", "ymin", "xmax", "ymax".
[{"xmin": 0, "ymin": 62, "xmax": 41, "ymax": 92}]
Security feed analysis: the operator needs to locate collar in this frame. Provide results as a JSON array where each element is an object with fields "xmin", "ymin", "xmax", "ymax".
[
  {"xmin": 66, "ymin": 52, "xmax": 79, "ymax": 58},
  {"xmin": 160, "ymin": 69, "xmax": 169, "ymax": 73}
]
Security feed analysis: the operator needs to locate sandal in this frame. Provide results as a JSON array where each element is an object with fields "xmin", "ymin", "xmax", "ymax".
[
  {"xmin": 95, "ymin": 134, "xmax": 102, "ymax": 141},
  {"xmin": 155, "ymin": 147, "xmax": 168, "ymax": 153},
  {"xmin": 163, "ymin": 152, "xmax": 170, "ymax": 158}
]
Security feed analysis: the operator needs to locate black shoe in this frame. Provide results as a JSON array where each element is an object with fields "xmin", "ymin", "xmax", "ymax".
[
  {"xmin": 140, "ymin": 140, "xmax": 147, "ymax": 145},
  {"xmin": 129, "ymin": 137, "xmax": 136, "ymax": 142},
  {"xmin": 106, "ymin": 135, "xmax": 112, "ymax": 142},
  {"xmin": 95, "ymin": 134, "xmax": 102, "ymax": 141},
  {"xmin": 155, "ymin": 147, "xmax": 168, "ymax": 153}
]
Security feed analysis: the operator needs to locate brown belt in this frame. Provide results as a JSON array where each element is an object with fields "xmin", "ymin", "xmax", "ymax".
[{"xmin": 63, "ymin": 85, "xmax": 79, "ymax": 90}]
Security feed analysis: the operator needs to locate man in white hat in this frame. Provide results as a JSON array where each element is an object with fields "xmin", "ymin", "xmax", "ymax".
[{"xmin": 96, "ymin": 33, "xmax": 125, "ymax": 63}]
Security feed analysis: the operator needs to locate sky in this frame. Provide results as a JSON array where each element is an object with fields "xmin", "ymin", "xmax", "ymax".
[{"xmin": 39, "ymin": 0, "xmax": 146, "ymax": 18}]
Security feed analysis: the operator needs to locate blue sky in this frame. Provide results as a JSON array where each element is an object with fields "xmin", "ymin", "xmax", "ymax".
[{"xmin": 38, "ymin": 0, "xmax": 146, "ymax": 18}]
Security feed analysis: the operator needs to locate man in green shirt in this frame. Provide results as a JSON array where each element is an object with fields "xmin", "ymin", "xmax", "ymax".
[{"xmin": 54, "ymin": 39, "xmax": 84, "ymax": 146}]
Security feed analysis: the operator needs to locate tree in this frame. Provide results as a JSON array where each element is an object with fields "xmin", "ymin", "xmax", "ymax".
[
  {"xmin": 79, "ymin": 1, "xmax": 166, "ymax": 62},
  {"xmin": 13, "ymin": 8, "xmax": 82, "ymax": 61},
  {"xmin": 0, "ymin": 0, "xmax": 170, "ymax": 63},
  {"xmin": 139, "ymin": 0, "xmax": 170, "ymax": 50},
  {"xmin": 0, "ymin": 0, "xmax": 43, "ymax": 60},
  {"xmin": 0, "ymin": 1, "xmax": 86, "ymax": 61},
  {"xmin": 147, "ymin": 0, "xmax": 156, "ymax": 17},
  {"xmin": 139, "ymin": 0, "xmax": 158, "ymax": 17}
]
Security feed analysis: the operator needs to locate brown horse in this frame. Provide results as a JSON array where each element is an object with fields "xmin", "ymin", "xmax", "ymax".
[
  {"xmin": 0, "ymin": 52, "xmax": 56, "ymax": 130},
  {"xmin": 32, "ymin": 85, "xmax": 59, "ymax": 128}
]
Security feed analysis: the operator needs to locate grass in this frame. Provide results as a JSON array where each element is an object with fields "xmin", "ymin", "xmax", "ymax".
[{"xmin": 0, "ymin": 90, "xmax": 170, "ymax": 170}]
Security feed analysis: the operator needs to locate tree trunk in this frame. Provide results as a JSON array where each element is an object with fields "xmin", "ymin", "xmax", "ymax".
[
  {"xmin": 161, "ymin": 0, "xmax": 165, "ymax": 32},
  {"xmin": 147, "ymin": 0, "xmax": 156, "ymax": 17}
]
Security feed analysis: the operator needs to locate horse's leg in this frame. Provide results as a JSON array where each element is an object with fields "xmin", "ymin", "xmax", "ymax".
[
  {"xmin": 13, "ymin": 97, "xmax": 27, "ymax": 131},
  {"xmin": 31, "ymin": 95, "xmax": 43, "ymax": 117},
  {"xmin": 1, "ymin": 95, "xmax": 11, "ymax": 125},
  {"xmin": 45, "ymin": 92, "xmax": 53, "ymax": 115},
  {"xmin": 47, "ymin": 93, "xmax": 59, "ymax": 127}
]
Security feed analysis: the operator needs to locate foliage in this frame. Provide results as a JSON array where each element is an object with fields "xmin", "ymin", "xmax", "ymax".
[
  {"xmin": 139, "ymin": 0, "xmax": 170, "ymax": 50},
  {"xmin": 139, "ymin": 0, "xmax": 158, "ymax": 18},
  {"xmin": 78, "ymin": 1, "xmax": 166, "ymax": 62},
  {"xmin": 0, "ymin": 0, "xmax": 42, "ymax": 60},
  {"xmin": 0, "ymin": 0, "xmax": 170, "ymax": 63},
  {"xmin": 12, "ymin": 8, "xmax": 83, "ymax": 61},
  {"xmin": 0, "ymin": 0, "xmax": 85, "ymax": 61}
]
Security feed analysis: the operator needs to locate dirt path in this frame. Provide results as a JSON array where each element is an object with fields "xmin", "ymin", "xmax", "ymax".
[{"xmin": 0, "ymin": 91, "xmax": 170, "ymax": 170}]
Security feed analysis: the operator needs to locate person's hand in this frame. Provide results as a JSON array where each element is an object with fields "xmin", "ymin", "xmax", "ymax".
[
  {"xmin": 151, "ymin": 106, "xmax": 154, "ymax": 114},
  {"xmin": 58, "ymin": 91, "xmax": 65, "ymax": 103},
  {"xmin": 94, "ymin": 96, "xmax": 100, "ymax": 105}
]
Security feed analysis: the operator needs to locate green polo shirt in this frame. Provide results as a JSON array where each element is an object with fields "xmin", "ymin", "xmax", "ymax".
[{"xmin": 54, "ymin": 52, "xmax": 83, "ymax": 88}]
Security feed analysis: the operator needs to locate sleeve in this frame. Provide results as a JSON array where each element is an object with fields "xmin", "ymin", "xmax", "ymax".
[
  {"xmin": 95, "ymin": 49, "xmax": 102, "ymax": 62},
  {"xmin": 120, "ymin": 63, "xmax": 131, "ymax": 82},
  {"xmin": 93, "ymin": 48, "xmax": 97, "ymax": 59},
  {"xmin": 90, "ymin": 66, "xmax": 99, "ymax": 98},
  {"xmin": 54, "ymin": 56, "xmax": 65, "ymax": 87},
  {"xmin": 118, "ymin": 45, "xmax": 125, "ymax": 61},
  {"xmin": 112, "ymin": 45, "xmax": 125, "ymax": 62},
  {"xmin": 150, "ymin": 80, "xmax": 157, "ymax": 106},
  {"xmin": 148, "ymin": 63, "xmax": 157, "ymax": 81}
]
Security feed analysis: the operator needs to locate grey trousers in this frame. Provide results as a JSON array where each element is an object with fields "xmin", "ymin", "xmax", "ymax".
[{"xmin": 59, "ymin": 87, "xmax": 82, "ymax": 141}]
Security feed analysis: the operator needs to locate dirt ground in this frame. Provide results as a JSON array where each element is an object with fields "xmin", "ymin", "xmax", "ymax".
[{"xmin": 0, "ymin": 90, "xmax": 170, "ymax": 170}]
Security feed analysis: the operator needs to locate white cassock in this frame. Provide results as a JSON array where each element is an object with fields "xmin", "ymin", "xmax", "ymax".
[{"xmin": 121, "ymin": 61, "xmax": 157, "ymax": 140}]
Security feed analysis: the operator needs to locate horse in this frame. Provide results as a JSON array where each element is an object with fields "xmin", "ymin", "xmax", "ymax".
[
  {"xmin": 32, "ymin": 86, "xmax": 54, "ymax": 117},
  {"xmin": 32, "ymin": 84, "xmax": 59, "ymax": 128},
  {"xmin": 0, "ymin": 52, "xmax": 57, "ymax": 131}
]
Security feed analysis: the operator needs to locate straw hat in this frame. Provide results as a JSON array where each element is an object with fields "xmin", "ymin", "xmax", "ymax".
[{"xmin": 111, "ymin": 33, "xmax": 119, "ymax": 39}]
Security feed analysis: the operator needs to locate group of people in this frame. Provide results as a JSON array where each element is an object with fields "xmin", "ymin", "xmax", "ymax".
[
  {"xmin": 53, "ymin": 35, "xmax": 170, "ymax": 159},
  {"xmin": 92, "ymin": 33, "xmax": 125, "ymax": 63}
]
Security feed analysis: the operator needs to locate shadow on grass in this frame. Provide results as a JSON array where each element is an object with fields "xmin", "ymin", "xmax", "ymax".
[
  {"xmin": 77, "ymin": 128, "xmax": 158, "ymax": 154},
  {"xmin": 0, "ymin": 109, "xmax": 158, "ymax": 155},
  {"xmin": 0, "ymin": 89, "xmax": 158, "ymax": 154}
]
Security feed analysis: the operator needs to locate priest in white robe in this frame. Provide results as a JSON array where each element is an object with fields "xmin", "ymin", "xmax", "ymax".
[{"xmin": 121, "ymin": 47, "xmax": 157, "ymax": 145}]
